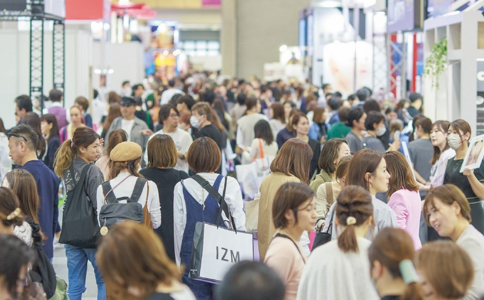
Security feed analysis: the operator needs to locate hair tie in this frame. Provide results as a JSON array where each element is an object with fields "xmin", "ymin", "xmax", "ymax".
[
  {"xmin": 346, "ymin": 216, "xmax": 356, "ymax": 226},
  {"xmin": 399, "ymin": 259, "xmax": 419, "ymax": 284},
  {"xmin": 6, "ymin": 208, "xmax": 21, "ymax": 220}
]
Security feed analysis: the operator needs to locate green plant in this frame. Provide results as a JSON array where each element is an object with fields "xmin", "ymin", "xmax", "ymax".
[{"xmin": 425, "ymin": 37, "xmax": 447, "ymax": 88}]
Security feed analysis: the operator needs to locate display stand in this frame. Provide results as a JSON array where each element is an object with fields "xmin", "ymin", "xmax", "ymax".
[{"xmin": 423, "ymin": 6, "xmax": 484, "ymax": 134}]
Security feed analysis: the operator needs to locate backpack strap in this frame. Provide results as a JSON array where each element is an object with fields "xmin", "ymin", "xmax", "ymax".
[
  {"xmin": 130, "ymin": 177, "xmax": 148, "ymax": 203},
  {"xmin": 102, "ymin": 182, "xmax": 117, "ymax": 204}
]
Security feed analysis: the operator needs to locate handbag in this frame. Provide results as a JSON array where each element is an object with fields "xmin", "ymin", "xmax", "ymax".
[
  {"xmin": 312, "ymin": 183, "xmax": 335, "ymax": 250},
  {"xmin": 59, "ymin": 164, "xmax": 100, "ymax": 248},
  {"xmin": 236, "ymin": 139, "xmax": 274, "ymax": 199},
  {"xmin": 189, "ymin": 175, "xmax": 254, "ymax": 283}
]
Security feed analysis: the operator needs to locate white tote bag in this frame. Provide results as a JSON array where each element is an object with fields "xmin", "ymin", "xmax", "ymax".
[{"xmin": 189, "ymin": 222, "xmax": 254, "ymax": 283}]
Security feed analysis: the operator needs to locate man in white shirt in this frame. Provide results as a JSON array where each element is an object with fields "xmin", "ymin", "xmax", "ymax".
[
  {"xmin": 161, "ymin": 80, "xmax": 183, "ymax": 105},
  {"xmin": 144, "ymin": 104, "xmax": 193, "ymax": 173}
]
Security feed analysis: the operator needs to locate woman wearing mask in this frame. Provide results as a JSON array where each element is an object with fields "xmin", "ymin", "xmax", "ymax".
[
  {"xmin": 322, "ymin": 149, "xmax": 397, "ymax": 240},
  {"xmin": 258, "ymin": 139, "xmax": 313, "ymax": 261},
  {"xmin": 297, "ymin": 186, "xmax": 379, "ymax": 300},
  {"xmin": 40, "ymin": 114, "xmax": 61, "ymax": 171},
  {"xmin": 0, "ymin": 234, "xmax": 34, "ymax": 300},
  {"xmin": 140, "ymin": 135, "xmax": 189, "ymax": 262},
  {"xmin": 54, "ymin": 127, "xmax": 106, "ymax": 300},
  {"xmin": 368, "ymin": 228, "xmax": 424, "ymax": 300},
  {"xmin": 415, "ymin": 241, "xmax": 474, "ymax": 300},
  {"xmin": 444, "ymin": 119, "xmax": 484, "ymax": 234},
  {"xmin": 191, "ymin": 102, "xmax": 223, "ymax": 152},
  {"xmin": 423, "ymin": 184, "xmax": 484, "ymax": 299},
  {"xmin": 173, "ymin": 137, "xmax": 246, "ymax": 300},
  {"xmin": 292, "ymin": 113, "xmax": 320, "ymax": 179},
  {"xmin": 95, "ymin": 129, "xmax": 127, "ymax": 180},
  {"xmin": 384, "ymin": 152, "xmax": 422, "ymax": 249},
  {"xmin": 269, "ymin": 102, "xmax": 286, "ymax": 139},
  {"xmin": 265, "ymin": 183, "xmax": 317, "ymax": 300},
  {"xmin": 309, "ymin": 139, "xmax": 350, "ymax": 193},
  {"xmin": 345, "ymin": 108, "xmax": 367, "ymax": 154},
  {"xmin": 97, "ymin": 221, "xmax": 195, "ymax": 300},
  {"xmin": 236, "ymin": 97, "xmax": 267, "ymax": 153},
  {"xmin": 60, "ymin": 105, "xmax": 86, "ymax": 143},
  {"xmin": 315, "ymin": 156, "xmax": 352, "ymax": 229}
]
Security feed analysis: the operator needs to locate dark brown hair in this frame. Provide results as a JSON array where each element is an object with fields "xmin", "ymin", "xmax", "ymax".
[
  {"xmin": 54, "ymin": 127, "xmax": 100, "ymax": 177},
  {"xmin": 0, "ymin": 187, "xmax": 24, "ymax": 228},
  {"xmin": 270, "ymin": 102, "xmax": 285, "ymax": 123},
  {"xmin": 285, "ymin": 108, "xmax": 302, "ymax": 132},
  {"xmin": 415, "ymin": 241, "xmax": 473, "ymax": 299},
  {"xmin": 369, "ymin": 228, "xmax": 424, "ymax": 300},
  {"xmin": 384, "ymin": 151, "xmax": 419, "ymax": 196},
  {"xmin": 318, "ymin": 138, "xmax": 348, "ymax": 174},
  {"xmin": 290, "ymin": 113, "xmax": 308, "ymax": 131},
  {"xmin": 415, "ymin": 117, "xmax": 432, "ymax": 134},
  {"xmin": 430, "ymin": 120, "xmax": 451, "ymax": 164},
  {"xmin": 21, "ymin": 112, "xmax": 46, "ymax": 154},
  {"xmin": 103, "ymin": 103, "xmax": 122, "ymax": 134},
  {"xmin": 75, "ymin": 96, "xmax": 89, "ymax": 111},
  {"xmin": 270, "ymin": 138, "xmax": 313, "ymax": 184},
  {"xmin": 272, "ymin": 182, "xmax": 315, "ymax": 229},
  {"xmin": 187, "ymin": 137, "xmax": 221, "ymax": 173},
  {"xmin": 96, "ymin": 221, "xmax": 182, "ymax": 299},
  {"xmin": 39, "ymin": 114, "xmax": 60, "ymax": 143},
  {"xmin": 423, "ymin": 184, "xmax": 472, "ymax": 226},
  {"xmin": 147, "ymin": 134, "xmax": 177, "ymax": 168},
  {"xmin": 449, "ymin": 119, "xmax": 472, "ymax": 146},
  {"xmin": 106, "ymin": 129, "xmax": 127, "ymax": 157},
  {"xmin": 346, "ymin": 149, "xmax": 384, "ymax": 192},
  {"xmin": 335, "ymin": 185, "xmax": 373, "ymax": 253}
]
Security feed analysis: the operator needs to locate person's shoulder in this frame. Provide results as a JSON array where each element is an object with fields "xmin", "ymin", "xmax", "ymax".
[{"xmin": 134, "ymin": 117, "xmax": 148, "ymax": 127}]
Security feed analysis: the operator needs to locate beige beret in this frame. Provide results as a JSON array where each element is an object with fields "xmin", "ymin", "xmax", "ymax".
[{"xmin": 110, "ymin": 142, "xmax": 142, "ymax": 162}]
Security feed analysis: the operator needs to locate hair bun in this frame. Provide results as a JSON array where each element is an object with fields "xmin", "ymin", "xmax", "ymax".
[{"xmin": 346, "ymin": 216, "xmax": 356, "ymax": 226}]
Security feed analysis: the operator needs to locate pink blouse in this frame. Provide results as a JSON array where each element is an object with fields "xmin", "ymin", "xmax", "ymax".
[{"xmin": 387, "ymin": 189, "xmax": 422, "ymax": 249}]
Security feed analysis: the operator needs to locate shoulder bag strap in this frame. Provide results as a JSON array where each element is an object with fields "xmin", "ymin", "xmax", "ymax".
[
  {"xmin": 258, "ymin": 138, "xmax": 264, "ymax": 159},
  {"xmin": 326, "ymin": 207, "xmax": 336, "ymax": 234},
  {"xmin": 274, "ymin": 233, "xmax": 305, "ymax": 262},
  {"xmin": 325, "ymin": 182, "xmax": 334, "ymax": 207}
]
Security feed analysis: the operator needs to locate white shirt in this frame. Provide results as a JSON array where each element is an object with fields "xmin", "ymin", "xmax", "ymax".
[
  {"xmin": 456, "ymin": 225, "xmax": 484, "ymax": 300},
  {"xmin": 0, "ymin": 133, "xmax": 11, "ymax": 183},
  {"xmin": 96, "ymin": 172, "xmax": 161, "ymax": 229},
  {"xmin": 173, "ymin": 173, "xmax": 246, "ymax": 266},
  {"xmin": 297, "ymin": 238, "xmax": 379, "ymax": 300},
  {"xmin": 241, "ymin": 138, "xmax": 278, "ymax": 164},
  {"xmin": 143, "ymin": 128, "xmax": 193, "ymax": 173},
  {"xmin": 161, "ymin": 88, "xmax": 183, "ymax": 105},
  {"xmin": 121, "ymin": 119, "xmax": 135, "ymax": 141},
  {"xmin": 430, "ymin": 148, "xmax": 456, "ymax": 187},
  {"xmin": 236, "ymin": 114, "xmax": 268, "ymax": 149}
]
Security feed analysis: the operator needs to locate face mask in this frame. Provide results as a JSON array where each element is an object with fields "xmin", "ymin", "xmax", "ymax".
[
  {"xmin": 376, "ymin": 126, "xmax": 386, "ymax": 137},
  {"xmin": 190, "ymin": 116, "xmax": 202, "ymax": 129},
  {"xmin": 448, "ymin": 133, "xmax": 462, "ymax": 149}
]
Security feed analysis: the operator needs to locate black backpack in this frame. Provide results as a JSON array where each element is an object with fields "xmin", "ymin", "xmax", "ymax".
[{"xmin": 99, "ymin": 177, "xmax": 147, "ymax": 228}]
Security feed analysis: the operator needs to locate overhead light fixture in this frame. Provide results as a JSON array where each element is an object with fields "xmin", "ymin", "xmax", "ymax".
[{"xmin": 279, "ymin": 45, "xmax": 288, "ymax": 52}]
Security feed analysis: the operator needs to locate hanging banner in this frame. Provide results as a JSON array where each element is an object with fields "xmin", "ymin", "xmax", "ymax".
[{"xmin": 476, "ymin": 60, "xmax": 484, "ymax": 136}]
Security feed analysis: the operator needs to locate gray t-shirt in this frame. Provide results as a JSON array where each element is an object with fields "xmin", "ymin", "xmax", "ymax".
[
  {"xmin": 346, "ymin": 131, "xmax": 364, "ymax": 154},
  {"xmin": 408, "ymin": 138, "xmax": 433, "ymax": 181},
  {"xmin": 363, "ymin": 136, "xmax": 386, "ymax": 153}
]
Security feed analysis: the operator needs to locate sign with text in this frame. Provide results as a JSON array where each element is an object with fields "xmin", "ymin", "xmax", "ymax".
[
  {"xmin": 476, "ymin": 60, "xmax": 484, "ymax": 136},
  {"xmin": 388, "ymin": 0, "xmax": 424, "ymax": 33}
]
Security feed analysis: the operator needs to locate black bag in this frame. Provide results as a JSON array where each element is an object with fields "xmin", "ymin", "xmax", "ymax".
[
  {"xmin": 59, "ymin": 164, "xmax": 100, "ymax": 248},
  {"xmin": 99, "ymin": 177, "xmax": 146, "ymax": 228},
  {"xmin": 313, "ymin": 209, "xmax": 336, "ymax": 250},
  {"xmin": 27, "ymin": 219, "xmax": 56, "ymax": 299}
]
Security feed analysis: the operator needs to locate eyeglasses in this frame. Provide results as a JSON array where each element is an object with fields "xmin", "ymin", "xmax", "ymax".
[
  {"xmin": 169, "ymin": 114, "xmax": 179, "ymax": 119},
  {"xmin": 7, "ymin": 133, "xmax": 27, "ymax": 142},
  {"xmin": 120, "ymin": 102, "xmax": 134, "ymax": 107}
]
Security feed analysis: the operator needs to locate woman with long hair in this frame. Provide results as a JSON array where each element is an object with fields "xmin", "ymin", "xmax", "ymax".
[
  {"xmin": 297, "ymin": 186, "xmax": 379, "ymax": 300},
  {"xmin": 40, "ymin": 114, "xmax": 61, "ymax": 171},
  {"xmin": 96, "ymin": 141, "xmax": 161, "ymax": 228},
  {"xmin": 0, "ymin": 187, "xmax": 25, "ymax": 236},
  {"xmin": 95, "ymin": 129, "xmax": 127, "ymax": 180},
  {"xmin": 444, "ymin": 119, "xmax": 484, "ymax": 234},
  {"xmin": 322, "ymin": 149, "xmax": 397, "ymax": 240},
  {"xmin": 173, "ymin": 137, "xmax": 245, "ymax": 300},
  {"xmin": 101, "ymin": 103, "xmax": 122, "ymax": 140},
  {"xmin": 191, "ymin": 102, "xmax": 224, "ymax": 152},
  {"xmin": 54, "ymin": 127, "xmax": 106, "ymax": 300},
  {"xmin": 242, "ymin": 119, "xmax": 278, "ymax": 164},
  {"xmin": 269, "ymin": 102, "xmax": 286, "ymax": 139},
  {"xmin": 140, "ymin": 135, "xmax": 189, "ymax": 262},
  {"xmin": 383, "ymin": 151, "xmax": 421, "ymax": 249},
  {"xmin": 429, "ymin": 120, "xmax": 455, "ymax": 187},
  {"xmin": 276, "ymin": 108, "xmax": 300, "ymax": 149},
  {"xmin": 423, "ymin": 184, "xmax": 484, "ymax": 298},
  {"xmin": 415, "ymin": 241, "xmax": 474, "ymax": 300},
  {"xmin": 265, "ymin": 183, "xmax": 317, "ymax": 300},
  {"xmin": 310, "ymin": 138, "xmax": 350, "ymax": 193},
  {"xmin": 96, "ymin": 221, "xmax": 195, "ymax": 300},
  {"xmin": 258, "ymin": 138, "xmax": 313, "ymax": 261},
  {"xmin": 60, "ymin": 105, "xmax": 86, "ymax": 143},
  {"xmin": 368, "ymin": 228, "xmax": 424, "ymax": 300},
  {"xmin": 291, "ymin": 113, "xmax": 320, "ymax": 179},
  {"xmin": 21, "ymin": 112, "xmax": 46, "ymax": 159}
]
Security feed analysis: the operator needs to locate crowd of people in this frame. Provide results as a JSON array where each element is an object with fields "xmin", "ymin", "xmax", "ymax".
[{"xmin": 0, "ymin": 72, "xmax": 484, "ymax": 300}]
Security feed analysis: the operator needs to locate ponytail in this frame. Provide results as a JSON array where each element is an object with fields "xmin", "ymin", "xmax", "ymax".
[
  {"xmin": 401, "ymin": 283, "xmax": 424, "ymax": 300},
  {"xmin": 337, "ymin": 216, "xmax": 359, "ymax": 253},
  {"xmin": 54, "ymin": 139, "xmax": 75, "ymax": 177}
]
